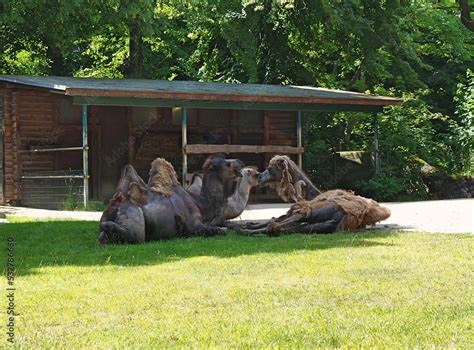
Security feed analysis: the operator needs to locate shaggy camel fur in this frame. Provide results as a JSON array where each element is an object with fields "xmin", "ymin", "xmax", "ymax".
[
  {"xmin": 99, "ymin": 156, "xmax": 244, "ymax": 244},
  {"xmin": 148, "ymin": 157, "xmax": 179, "ymax": 197},
  {"xmin": 237, "ymin": 189, "xmax": 391, "ymax": 235},
  {"xmin": 259, "ymin": 155, "xmax": 321, "ymax": 202}
]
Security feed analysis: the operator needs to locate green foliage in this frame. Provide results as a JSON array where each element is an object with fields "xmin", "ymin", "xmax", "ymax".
[
  {"xmin": 83, "ymin": 200, "xmax": 107, "ymax": 211},
  {"xmin": 62, "ymin": 179, "xmax": 77, "ymax": 211},
  {"xmin": 0, "ymin": 48, "xmax": 50, "ymax": 75},
  {"xmin": 354, "ymin": 170, "xmax": 426, "ymax": 202},
  {"xmin": 453, "ymin": 69, "xmax": 474, "ymax": 175},
  {"xmin": 1, "ymin": 0, "xmax": 473, "ymax": 200}
]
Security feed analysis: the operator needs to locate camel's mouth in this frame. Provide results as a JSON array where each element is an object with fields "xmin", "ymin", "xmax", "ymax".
[{"xmin": 258, "ymin": 170, "xmax": 272, "ymax": 186}]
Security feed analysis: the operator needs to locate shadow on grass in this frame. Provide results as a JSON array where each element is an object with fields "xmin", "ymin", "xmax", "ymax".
[{"xmin": 0, "ymin": 220, "xmax": 399, "ymax": 276}]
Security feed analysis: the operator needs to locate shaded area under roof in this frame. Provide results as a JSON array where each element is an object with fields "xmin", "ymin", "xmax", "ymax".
[{"xmin": 0, "ymin": 75, "xmax": 402, "ymax": 112}]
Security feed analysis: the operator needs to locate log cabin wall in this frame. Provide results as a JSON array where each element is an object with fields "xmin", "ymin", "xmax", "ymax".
[
  {"xmin": 2, "ymin": 85, "xmax": 22, "ymax": 204},
  {"xmin": 0, "ymin": 88, "xmax": 3, "ymax": 203},
  {"xmin": 1, "ymin": 84, "xmax": 85, "ymax": 207},
  {"xmin": 129, "ymin": 107, "xmax": 298, "ymax": 180},
  {"xmin": 267, "ymin": 111, "xmax": 297, "ymax": 147},
  {"xmin": 1, "ymin": 83, "xmax": 298, "ymax": 207}
]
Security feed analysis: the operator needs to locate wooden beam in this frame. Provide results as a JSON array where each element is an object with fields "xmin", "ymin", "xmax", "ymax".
[
  {"xmin": 67, "ymin": 88, "xmax": 401, "ymax": 106},
  {"xmin": 263, "ymin": 111, "xmax": 270, "ymax": 145},
  {"xmin": 0, "ymin": 88, "xmax": 3, "ymax": 204},
  {"xmin": 73, "ymin": 96, "xmax": 387, "ymax": 113},
  {"xmin": 185, "ymin": 144, "xmax": 304, "ymax": 155},
  {"xmin": 181, "ymin": 107, "xmax": 187, "ymax": 185},
  {"xmin": 297, "ymin": 111, "xmax": 302, "ymax": 168},
  {"xmin": 82, "ymin": 105, "xmax": 89, "ymax": 208},
  {"xmin": 373, "ymin": 112, "xmax": 381, "ymax": 175}
]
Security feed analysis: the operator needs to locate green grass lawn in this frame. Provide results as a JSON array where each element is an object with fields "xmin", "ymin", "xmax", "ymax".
[{"xmin": 1, "ymin": 218, "xmax": 472, "ymax": 348}]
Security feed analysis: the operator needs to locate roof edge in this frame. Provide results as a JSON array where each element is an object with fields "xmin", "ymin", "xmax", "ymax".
[{"xmin": 66, "ymin": 87, "xmax": 402, "ymax": 106}]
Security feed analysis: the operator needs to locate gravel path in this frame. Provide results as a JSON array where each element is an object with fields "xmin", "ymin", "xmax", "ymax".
[{"xmin": 1, "ymin": 198, "xmax": 472, "ymax": 234}]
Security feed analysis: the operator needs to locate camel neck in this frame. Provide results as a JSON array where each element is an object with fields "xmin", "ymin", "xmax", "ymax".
[
  {"xmin": 199, "ymin": 173, "xmax": 225, "ymax": 221},
  {"xmin": 288, "ymin": 166, "xmax": 321, "ymax": 198},
  {"xmin": 234, "ymin": 177, "xmax": 251, "ymax": 202}
]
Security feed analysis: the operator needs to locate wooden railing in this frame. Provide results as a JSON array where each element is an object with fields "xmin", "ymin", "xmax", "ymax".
[{"xmin": 184, "ymin": 144, "xmax": 304, "ymax": 155}]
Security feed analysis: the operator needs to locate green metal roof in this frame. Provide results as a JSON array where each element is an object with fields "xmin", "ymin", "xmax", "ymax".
[{"xmin": 0, "ymin": 75, "xmax": 401, "ymax": 112}]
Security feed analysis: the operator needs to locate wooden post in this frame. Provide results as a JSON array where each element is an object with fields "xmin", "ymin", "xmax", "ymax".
[
  {"xmin": 297, "ymin": 110, "xmax": 302, "ymax": 168},
  {"xmin": 181, "ymin": 107, "xmax": 187, "ymax": 185},
  {"xmin": 82, "ymin": 105, "xmax": 89, "ymax": 208},
  {"xmin": 0, "ymin": 89, "xmax": 4, "ymax": 204},
  {"xmin": 373, "ymin": 111, "xmax": 381, "ymax": 175}
]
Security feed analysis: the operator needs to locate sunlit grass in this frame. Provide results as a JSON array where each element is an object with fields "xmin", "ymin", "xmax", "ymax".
[{"xmin": 0, "ymin": 218, "xmax": 472, "ymax": 348}]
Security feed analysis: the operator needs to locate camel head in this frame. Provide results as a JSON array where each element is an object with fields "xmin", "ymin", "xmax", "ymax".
[
  {"xmin": 259, "ymin": 155, "xmax": 299, "ymax": 202},
  {"xmin": 242, "ymin": 166, "xmax": 260, "ymax": 188},
  {"xmin": 203, "ymin": 154, "xmax": 244, "ymax": 182},
  {"xmin": 361, "ymin": 198, "xmax": 391, "ymax": 226},
  {"xmin": 258, "ymin": 155, "xmax": 293, "ymax": 186}
]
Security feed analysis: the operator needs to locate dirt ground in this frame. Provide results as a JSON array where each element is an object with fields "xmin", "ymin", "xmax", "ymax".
[{"xmin": 0, "ymin": 198, "xmax": 472, "ymax": 234}]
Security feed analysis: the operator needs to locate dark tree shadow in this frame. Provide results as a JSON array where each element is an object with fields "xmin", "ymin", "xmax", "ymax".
[{"xmin": 0, "ymin": 220, "xmax": 401, "ymax": 276}]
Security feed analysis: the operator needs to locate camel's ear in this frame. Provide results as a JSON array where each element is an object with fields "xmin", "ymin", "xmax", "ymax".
[{"xmin": 276, "ymin": 158, "xmax": 287, "ymax": 169}]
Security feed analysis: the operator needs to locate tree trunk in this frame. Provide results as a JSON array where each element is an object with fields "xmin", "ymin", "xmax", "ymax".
[
  {"xmin": 459, "ymin": 0, "xmax": 474, "ymax": 32},
  {"xmin": 128, "ymin": 20, "xmax": 143, "ymax": 78},
  {"xmin": 46, "ymin": 44, "xmax": 65, "ymax": 76},
  {"xmin": 256, "ymin": 0, "xmax": 279, "ymax": 84}
]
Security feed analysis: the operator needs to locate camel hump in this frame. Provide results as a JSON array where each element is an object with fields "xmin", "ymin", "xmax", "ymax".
[
  {"xmin": 148, "ymin": 158, "xmax": 179, "ymax": 197},
  {"xmin": 324, "ymin": 192, "xmax": 390, "ymax": 229}
]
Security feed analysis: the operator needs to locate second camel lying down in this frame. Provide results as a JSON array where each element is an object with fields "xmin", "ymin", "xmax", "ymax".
[{"xmin": 234, "ymin": 189, "xmax": 391, "ymax": 235}]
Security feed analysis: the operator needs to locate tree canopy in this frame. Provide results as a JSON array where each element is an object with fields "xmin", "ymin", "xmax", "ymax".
[{"xmin": 1, "ymin": 0, "xmax": 472, "ymax": 200}]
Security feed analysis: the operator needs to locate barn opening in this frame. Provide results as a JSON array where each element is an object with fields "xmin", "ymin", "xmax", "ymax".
[{"xmin": 0, "ymin": 76, "xmax": 401, "ymax": 209}]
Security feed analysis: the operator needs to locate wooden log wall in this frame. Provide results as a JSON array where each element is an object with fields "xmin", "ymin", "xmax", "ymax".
[
  {"xmin": 2, "ymin": 87, "xmax": 20, "ymax": 204},
  {"xmin": 1, "ymin": 85, "xmax": 299, "ymax": 206},
  {"xmin": 132, "ymin": 107, "xmax": 181, "ymax": 179},
  {"xmin": 15, "ymin": 90, "xmax": 56, "ymax": 172},
  {"xmin": 1, "ymin": 85, "xmax": 80, "ymax": 207},
  {"xmin": 267, "ymin": 111, "xmax": 297, "ymax": 147},
  {"xmin": 131, "ymin": 108, "xmax": 298, "ymax": 178}
]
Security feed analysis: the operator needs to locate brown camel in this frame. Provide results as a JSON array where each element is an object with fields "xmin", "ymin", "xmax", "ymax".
[
  {"xmin": 259, "ymin": 155, "xmax": 321, "ymax": 202},
  {"xmin": 185, "ymin": 166, "xmax": 260, "ymax": 220},
  {"xmin": 224, "ymin": 167, "xmax": 260, "ymax": 220},
  {"xmin": 187, "ymin": 154, "xmax": 245, "ymax": 225},
  {"xmin": 98, "ymin": 164, "xmax": 148, "ymax": 244},
  {"xmin": 186, "ymin": 172, "xmax": 203, "ymax": 196},
  {"xmin": 236, "ymin": 189, "xmax": 391, "ymax": 235},
  {"xmin": 99, "ymin": 155, "xmax": 244, "ymax": 244}
]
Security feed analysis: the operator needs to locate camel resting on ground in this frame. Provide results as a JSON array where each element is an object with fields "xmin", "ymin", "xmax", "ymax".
[
  {"xmin": 236, "ymin": 189, "xmax": 391, "ymax": 235},
  {"xmin": 224, "ymin": 167, "xmax": 260, "ymax": 220},
  {"xmin": 259, "ymin": 155, "xmax": 321, "ymax": 202},
  {"xmin": 185, "ymin": 166, "xmax": 260, "ymax": 220},
  {"xmin": 186, "ymin": 172, "xmax": 203, "ymax": 196},
  {"xmin": 99, "ymin": 155, "xmax": 244, "ymax": 244}
]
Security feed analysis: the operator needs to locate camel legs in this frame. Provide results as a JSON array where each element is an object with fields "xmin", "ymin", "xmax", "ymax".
[
  {"xmin": 194, "ymin": 223, "xmax": 226, "ymax": 237},
  {"xmin": 99, "ymin": 203, "xmax": 146, "ymax": 244},
  {"xmin": 278, "ymin": 211, "xmax": 345, "ymax": 234},
  {"xmin": 236, "ymin": 208, "xmax": 306, "ymax": 231},
  {"xmin": 235, "ymin": 204, "xmax": 345, "ymax": 236}
]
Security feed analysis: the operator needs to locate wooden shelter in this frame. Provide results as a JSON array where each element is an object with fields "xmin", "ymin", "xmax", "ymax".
[{"xmin": 0, "ymin": 75, "xmax": 401, "ymax": 209}]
